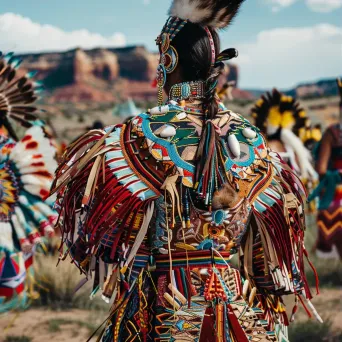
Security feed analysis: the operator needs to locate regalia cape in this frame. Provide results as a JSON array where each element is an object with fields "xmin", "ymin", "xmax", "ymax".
[{"xmin": 53, "ymin": 102, "xmax": 320, "ymax": 341}]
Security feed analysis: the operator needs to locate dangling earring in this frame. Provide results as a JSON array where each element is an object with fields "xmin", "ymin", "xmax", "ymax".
[
  {"xmin": 155, "ymin": 31, "xmax": 180, "ymax": 106},
  {"xmin": 156, "ymin": 63, "xmax": 167, "ymax": 106}
]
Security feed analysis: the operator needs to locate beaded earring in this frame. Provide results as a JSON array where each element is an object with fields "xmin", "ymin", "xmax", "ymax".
[
  {"xmin": 156, "ymin": 64, "xmax": 166, "ymax": 106},
  {"xmin": 155, "ymin": 18, "xmax": 187, "ymax": 106}
]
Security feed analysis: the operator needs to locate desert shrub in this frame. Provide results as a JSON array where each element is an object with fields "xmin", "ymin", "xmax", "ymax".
[
  {"xmin": 46, "ymin": 318, "xmax": 98, "ymax": 334},
  {"xmin": 4, "ymin": 336, "xmax": 32, "ymax": 342},
  {"xmin": 306, "ymin": 258, "xmax": 342, "ymax": 288},
  {"xmin": 289, "ymin": 319, "xmax": 342, "ymax": 342},
  {"xmin": 33, "ymin": 254, "xmax": 107, "ymax": 311}
]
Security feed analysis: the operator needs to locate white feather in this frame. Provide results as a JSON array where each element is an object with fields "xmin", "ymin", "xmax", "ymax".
[
  {"xmin": 266, "ymin": 124, "xmax": 278, "ymax": 136},
  {"xmin": 0, "ymin": 222, "xmax": 14, "ymax": 252},
  {"xmin": 211, "ymin": 8, "xmax": 232, "ymax": 28},
  {"xmin": 33, "ymin": 200, "xmax": 56, "ymax": 218},
  {"xmin": 11, "ymin": 212, "xmax": 26, "ymax": 240},
  {"xmin": 23, "ymin": 184, "xmax": 48, "ymax": 197},
  {"xmin": 14, "ymin": 207, "xmax": 29, "ymax": 232},
  {"xmin": 170, "ymin": 0, "xmax": 212, "ymax": 23},
  {"xmin": 21, "ymin": 175, "xmax": 51, "ymax": 188},
  {"xmin": 9, "ymin": 126, "xmax": 57, "ymax": 192},
  {"xmin": 280, "ymin": 128, "xmax": 318, "ymax": 180}
]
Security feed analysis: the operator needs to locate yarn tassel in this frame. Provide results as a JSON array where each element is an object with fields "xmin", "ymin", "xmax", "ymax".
[
  {"xmin": 298, "ymin": 294, "xmax": 312, "ymax": 318},
  {"xmin": 290, "ymin": 296, "xmax": 299, "ymax": 322},
  {"xmin": 194, "ymin": 120, "xmax": 228, "ymax": 209},
  {"xmin": 216, "ymin": 303, "xmax": 225, "ymax": 342},
  {"xmin": 199, "ymin": 307, "xmax": 215, "ymax": 341},
  {"xmin": 303, "ymin": 248, "xmax": 320, "ymax": 295},
  {"xmin": 102, "ymin": 268, "xmax": 119, "ymax": 303}
]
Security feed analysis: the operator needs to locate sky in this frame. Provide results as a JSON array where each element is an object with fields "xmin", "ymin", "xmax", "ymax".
[{"xmin": 0, "ymin": 0, "xmax": 341, "ymax": 89}]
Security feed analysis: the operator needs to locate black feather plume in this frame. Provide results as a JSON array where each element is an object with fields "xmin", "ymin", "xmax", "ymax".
[
  {"xmin": 0, "ymin": 51, "xmax": 42, "ymax": 139},
  {"xmin": 169, "ymin": 0, "xmax": 246, "ymax": 28}
]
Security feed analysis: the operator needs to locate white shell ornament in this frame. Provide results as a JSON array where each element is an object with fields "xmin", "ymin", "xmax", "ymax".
[
  {"xmin": 242, "ymin": 128, "xmax": 257, "ymax": 139},
  {"xmin": 176, "ymin": 112, "xmax": 187, "ymax": 120},
  {"xmin": 228, "ymin": 134, "xmax": 241, "ymax": 158},
  {"xmin": 159, "ymin": 125, "xmax": 177, "ymax": 138},
  {"xmin": 150, "ymin": 105, "xmax": 169, "ymax": 115}
]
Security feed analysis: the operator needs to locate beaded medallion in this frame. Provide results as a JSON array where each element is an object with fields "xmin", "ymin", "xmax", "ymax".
[{"xmin": 169, "ymin": 81, "xmax": 205, "ymax": 102}]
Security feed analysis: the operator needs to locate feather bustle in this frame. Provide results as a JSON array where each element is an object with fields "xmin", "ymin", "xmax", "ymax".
[{"xmin": 0, "ymin": 51, "xmax": 42, "ymax": 134}]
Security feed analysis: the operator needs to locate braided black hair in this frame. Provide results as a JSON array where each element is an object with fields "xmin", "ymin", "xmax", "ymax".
[
  {"xmin": 204, "ymin": 60, "xmax": 225, "ymax": 119},
  {"xmin": 171, "ymin": 23, "xmax": 221, "ymax": 119}
]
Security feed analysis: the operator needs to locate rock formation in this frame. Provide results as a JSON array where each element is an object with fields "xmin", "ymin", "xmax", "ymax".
[{"xmin": 17, "ymin": 46, "xmax": 239, "ymax": 103}]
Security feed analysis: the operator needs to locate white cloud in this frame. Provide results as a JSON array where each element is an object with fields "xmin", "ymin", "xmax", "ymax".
[
  {"xmin": 0, "ymin": 13, "xmax": 126, "ymax": 53},
  {"xmin": 306, "ymin": 0, "xmax": 342, "ymax": 12},
  {"xmin": 265, "ymin": 0, "xmax": 297, "ymax": 12},
  {"xmin": 264, "ymin": 0, "xmax": 342, "ymax": 12},
  {"xmin": 143, "ymin": 0, "xmax": 151, "ymax": 4},
  {"xmin": 235, "ymin": 24, "xmax": 342, "ymax": 88}
]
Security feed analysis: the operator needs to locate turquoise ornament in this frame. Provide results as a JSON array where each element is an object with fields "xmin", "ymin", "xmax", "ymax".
[
  {"xmin": 213, "ymin": 209, "xmax": 225, "ymax": 225},
  {"xmin": 181, "ymin": 83, "xmax": 191, "ymax": 98}
]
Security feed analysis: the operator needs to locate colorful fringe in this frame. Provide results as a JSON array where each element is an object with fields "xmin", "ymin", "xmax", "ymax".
[{"xmin": 52, "ymin": 100, "xmax": 320, "ymax": 341}]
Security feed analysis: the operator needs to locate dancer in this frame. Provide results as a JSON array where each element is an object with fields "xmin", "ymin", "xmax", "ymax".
[
  {"xmin": 310, "ymin": 78, "xmax": 342, "ymax": 259},
  {"xmin": 217, "ymin": 81, "xmax": 236, "ymax": 102},
  {"xmin": 53, "ymin": 1, "xmax": 320, "ymax": 341},
  {"xmin": 251, "ymin": 89, "xmax": 318, "ymax": 182},
  {"xmin": 299, "ymin": 122, "xmax": 322, "ymax": 152},
  {"xmin": 0, "ymin": 52, "xmax": 57, "ymax": 312}
]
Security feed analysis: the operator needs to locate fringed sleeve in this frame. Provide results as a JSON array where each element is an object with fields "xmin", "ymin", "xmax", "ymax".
[
  {"xmin": 241, "ymin": 150, "xmax": 321, "ymax": 324},
  {"xmin": 52, "ymin": 123, "xmax": 160, "ymax": 301}
]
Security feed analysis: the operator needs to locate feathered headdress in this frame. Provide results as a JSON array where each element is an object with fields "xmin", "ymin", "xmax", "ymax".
[
  {"xmin": 169, "ymin": 0, "xmax": 245, "ymax": 28},
  {"xmin": 251, "ymin": 89, "xmax": 317, "ymax": 180},
  {"xmin": 156, "ymin": 1, "xmax": 244, "ymax": 106},
  {"xmin": 251, "ymin": 88, "xmax": 307, "ymax": 136},
  {"xmin": 0, "ymin": 51, "xmax": 43, "ymax": 140}
]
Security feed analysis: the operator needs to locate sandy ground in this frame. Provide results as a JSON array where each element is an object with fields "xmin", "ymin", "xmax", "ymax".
[
  {"xmin": 1, "ymin": 288, "xmax": 341, "ymax": 342},
  {"xmin": 1, "ymin": 309, "xmax": 107, "ymax": 342},
  {"xmin": 36, "ymin": 95, "xmax": 339, "ymax": 145},
  {"xmin": 283, "ymin": 288, "xmax": 342, "ymax": 327}
]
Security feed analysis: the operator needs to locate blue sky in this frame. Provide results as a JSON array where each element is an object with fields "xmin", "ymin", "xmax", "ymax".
[{"xmin": 0, "ymin": 0, "xmax": 341, "ymax": 88}]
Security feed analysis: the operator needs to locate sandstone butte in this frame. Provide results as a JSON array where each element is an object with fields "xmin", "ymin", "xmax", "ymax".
[{"xmin": 17, "ymin": 45, "xmax": 244, "ymax": 103}]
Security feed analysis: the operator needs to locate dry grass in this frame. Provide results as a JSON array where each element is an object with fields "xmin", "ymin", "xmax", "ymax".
[
  {"xmin": 33, "ymin": 254, "xmax": 107, "ymax": 311},
  {"xmin": 289, "ymin": 319, "xmax": 342, "ymax": 342},
  {"xmin": 4, "ymin": 337, "xmax": 32, "ymax": 342},
  {"xmin": 1, "ymin": 309, "xmax": 106, "ymax": 342},
  {"xmin": 46, "ymin": 318, "xmax": 98, "ymax": 335}
]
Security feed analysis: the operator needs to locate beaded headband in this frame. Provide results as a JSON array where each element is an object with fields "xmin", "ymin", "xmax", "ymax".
[
  {"xmin": 161, "ymin": 17, "xmax": 188, "ymax": 42},
  {"xmin": 204, "ymin": 26, "xmax": 216, "ymax": 68}
]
